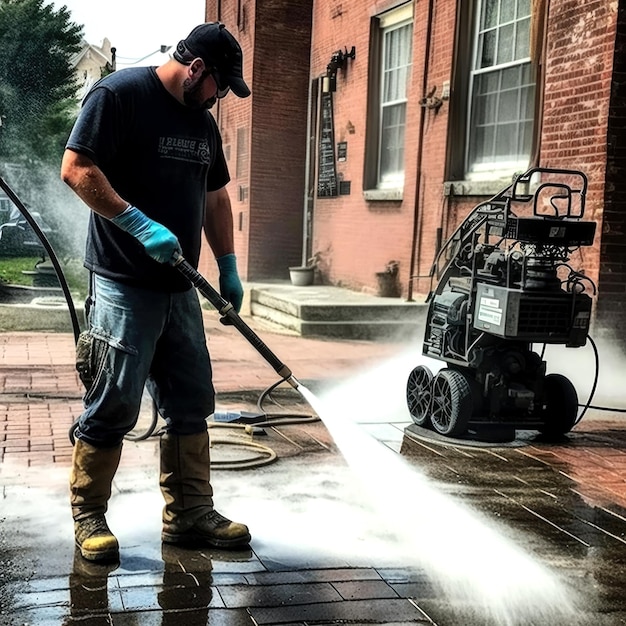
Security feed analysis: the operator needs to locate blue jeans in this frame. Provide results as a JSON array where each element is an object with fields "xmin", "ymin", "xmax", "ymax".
[{"xmin": 76, "ymin": 275, "xmax": 215, "ymax": 446}]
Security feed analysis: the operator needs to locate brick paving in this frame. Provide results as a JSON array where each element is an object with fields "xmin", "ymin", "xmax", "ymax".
[
  {"xmin": 2, "ymin": 315, "xmax": 626, "ymax": 501},
  {"xmin": 0, "ymin": 313, "xmax": 401, "ymax": 468},
  {"xmin": 3, "ymin": 312, "xmax": 626, "ymax": 625},
  {"xmin": 517, "ymin": 424, "xmax": 626, "ymax": 511}
]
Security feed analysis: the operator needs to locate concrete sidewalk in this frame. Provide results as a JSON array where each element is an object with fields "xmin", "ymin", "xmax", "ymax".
[{"xmin": 2, "ymin": 310, "xmax": 626, "ymax": 625}]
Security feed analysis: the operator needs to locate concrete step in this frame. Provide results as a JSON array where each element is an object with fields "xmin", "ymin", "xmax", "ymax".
[
  {"xmin": 250, "ymin": 284, "xmax": 428, "ymax": 340},
  {"xmin": 0, "ymin": 299, "xmax": 84, "ymax": 333}
]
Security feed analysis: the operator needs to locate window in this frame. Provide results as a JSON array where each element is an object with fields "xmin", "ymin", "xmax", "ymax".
[
  {"xmin": 236, "ymin": 126, "xmax": 249, "ymax": 202},
  {"xmin": 236, "ymin": 126, "xmax": 249, "ymax": 179},
  {"xmin": 365, "ymin": 3, "xmax": 413, "ymax": 194},
  {"xmin": 379, "ymin": 15, "xmax": 412, "ymax": 188},
  {"xmin": 466, "ymin": 0, "xmax": 534, "ymax": 179}
]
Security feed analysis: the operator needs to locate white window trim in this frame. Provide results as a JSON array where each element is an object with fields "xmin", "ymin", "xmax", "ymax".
[
  {"xmin": 377, "ymin": 8, "xmax": 413, "ymax": 191},
  {"xmin": 465, "ymin": 0, "xmax": 533, "ymax": 181},
  {"xmin": 379, "ymin": 3, "xmax": 413, "ymax": 28}
]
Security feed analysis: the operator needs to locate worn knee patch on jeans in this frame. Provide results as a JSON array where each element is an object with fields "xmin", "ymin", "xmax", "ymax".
[{"xmin": 76, "ymin": 331, "xmax": 109, "ymax": 391}]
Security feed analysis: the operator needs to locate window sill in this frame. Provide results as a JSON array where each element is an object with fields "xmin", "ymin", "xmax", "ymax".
[
  {"xmin": 363, "ymin": 188, "xmax": 403, "ymax": 202},
  {"xmin": 443, "ymin": 179, "xmax": 512, "ymax": 197}
]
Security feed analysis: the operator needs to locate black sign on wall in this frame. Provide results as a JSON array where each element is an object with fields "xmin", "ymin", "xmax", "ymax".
[
  {"xmin": 339, "ymin": 180, "xmax": 351, "ymax": 195},
  {"xmin": 337, "ymin": 141, "xmax": 347, "ymax": 162},
  {"xmin": 317, "ymin": 91, "xmax": 338, "ymax": 197}
]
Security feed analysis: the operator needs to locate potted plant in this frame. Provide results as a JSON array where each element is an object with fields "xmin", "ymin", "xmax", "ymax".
[
  {"xmin": 289, "ymin": 256, "xmax": 317, "ymax": 286},
  {"xmin": 375, "ymin": 260, "xmax": 401, "ymax": 297}
]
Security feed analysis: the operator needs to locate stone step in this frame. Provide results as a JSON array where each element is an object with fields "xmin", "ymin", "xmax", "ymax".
[
  {"xmin": 0, "ymin": 300, "xmax": 85, "ymax": 333},
  {"xmin": 250, "ymin": 285, "xmax": 428, "ymax": 340}
]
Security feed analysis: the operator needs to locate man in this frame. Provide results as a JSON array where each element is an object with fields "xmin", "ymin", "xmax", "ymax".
[{"xmin": 61, "ymin": 22, "xmax": 251, "ymax": 562}]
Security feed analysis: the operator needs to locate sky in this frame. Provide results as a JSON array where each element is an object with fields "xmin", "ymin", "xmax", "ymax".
[{"xmin": 49, "ymin": 0, "xmax": 206, "ymax": 68}]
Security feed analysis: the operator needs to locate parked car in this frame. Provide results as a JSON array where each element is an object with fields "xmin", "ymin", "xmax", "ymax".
[{"xmin": 0, "ymin": 206, "xmax": 54, "ymax": 256}]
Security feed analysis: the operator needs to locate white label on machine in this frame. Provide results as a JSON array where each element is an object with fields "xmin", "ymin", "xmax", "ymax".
[
  {"xmin": 478, "ymin": 297, "xmax": 502, "ymax": 325},
  {"xmin": 549, "ymin": 226, "xmax": 566, "ymax": 238},
  {"xmin": 573, "ymin": 311, "xmax": 591, "ymax": 328}
]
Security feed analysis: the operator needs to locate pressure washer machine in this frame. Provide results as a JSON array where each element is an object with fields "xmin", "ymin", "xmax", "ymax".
[{"xmin": 406, "ymin": 168, "xmax": 597, "ymax": 440}]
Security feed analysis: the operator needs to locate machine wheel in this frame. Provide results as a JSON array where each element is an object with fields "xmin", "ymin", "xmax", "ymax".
[
  {"xmin": 406, "ymin": 365, "xmax": 434, "ymax": 427},
  {"xmin": 431, "ymin": 369, "xmax": 473, "ymax": 437},
  {"xmin": 538, "ymin": 373, "xmax": 579, "ymax": 438}
]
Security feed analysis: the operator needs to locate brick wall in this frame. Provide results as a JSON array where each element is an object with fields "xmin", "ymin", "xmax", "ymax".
[
  {"xmin": 307, "ymin": 0, "xmax": 476, "ymax": 297},
  {"xmin": 540, "ymin": 1, "xmax": 617, "ymax": 291},
  {"xmin": 408, "ymin": 0, "xmax": 464, "ymax": 297},
  {"xmin": 308, "ymin": 2, "xmax": 380, "ymax": 289},
  {"xmin": 247, "ymin": 0, "xmax": 314, "ymax": 279},
  {"xmin": 308, "ymin": 0, "xmax": 432, "ymax": 294},
  {"xmin": 205, "ymin": 0, "xmax": 313, "ymax": 281},
  {"xmin": 538, "ymin": 0, "xmax": 620, "ymax": 342},
  {"xmin": 597, "ymin": 0, "xmax": 626, "ymax": 341},
  {"xmin": 203, "ymin": 0, "xmax": 623, "ymax": 323},
  {"xmin": 200, "ymin": 2, "xmax": 254, "ymax": 283}
]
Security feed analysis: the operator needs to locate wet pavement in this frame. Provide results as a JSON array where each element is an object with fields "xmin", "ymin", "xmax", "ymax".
[{"xmin": 2, "ymin": 309, "xmax": 626, "ymax": 625}]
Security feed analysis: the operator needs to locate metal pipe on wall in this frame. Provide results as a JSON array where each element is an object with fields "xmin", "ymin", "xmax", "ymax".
[{"xmin": 407, "ymin": 0, "xmax": 435, "ymax": 302}]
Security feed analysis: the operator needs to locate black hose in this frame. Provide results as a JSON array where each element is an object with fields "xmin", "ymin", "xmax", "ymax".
[
  {"xmin": 583, "ymin": 404, "xmax": 626, "ymax": 414},
  {"xmin": 121, "ymin": 376, "xmax": 319, "ymax": 443},
  {"xmin": 574, "ymin": 333, "xmax": 599, "ymax": 425},
  {"xmin": 537, "ymin": 335, "xmax": 619, "ymax": 425},
  {"xmin": 123, "ymin": 401, "xmax": 161, "ymax": 442},
  {"xmin": 0, "ymin": 174, "xmax": 81, "ymax": 343},
  {"xmin": 573, "ymin": 334, "xmax": 626, "ymax": 415}
]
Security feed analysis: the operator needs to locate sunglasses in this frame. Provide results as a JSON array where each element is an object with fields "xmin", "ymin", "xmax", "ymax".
[{"xmin": 210, "ymin": 69, "xmax": 230, "ymax": 99}]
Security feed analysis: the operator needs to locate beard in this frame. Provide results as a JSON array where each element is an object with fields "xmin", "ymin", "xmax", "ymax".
[{"xmin": 183, "ymin": 71, "xmax": 216, "ymax": 109}]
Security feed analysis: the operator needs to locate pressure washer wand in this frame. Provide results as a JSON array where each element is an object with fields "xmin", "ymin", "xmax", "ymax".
[{"xmin": 172, "ymin": 253, "xmax": 300, "ymax": 389}]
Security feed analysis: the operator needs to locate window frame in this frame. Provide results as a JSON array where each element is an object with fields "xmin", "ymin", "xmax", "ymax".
[
  {"xmin": 465, "ymin": 0, "xmax": 534, "ymax": 180},
  {"xmin": 364, "ymin": 2, "xmax": 414, "ymax": 196},
  {"xmin": 446, "ymin": 0, "xmax": 540, "ymax": 187}
]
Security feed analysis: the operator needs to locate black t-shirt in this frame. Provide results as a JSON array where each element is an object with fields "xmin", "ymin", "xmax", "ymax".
[{"xmin": 66, "ymin": 66, "xmax": 230, "ymax": 291}]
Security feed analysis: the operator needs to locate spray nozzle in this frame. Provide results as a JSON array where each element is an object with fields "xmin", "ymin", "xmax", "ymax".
[{"xmin": 285, "ymin": 375, "xmax": 301, "ymax": 390}]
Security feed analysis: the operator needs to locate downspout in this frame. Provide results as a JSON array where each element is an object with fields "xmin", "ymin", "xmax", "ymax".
[
  {"xmin": 301, "ymin": 77, "xmax": 316, "ymax": 266},
  {"xmin": 407, "ymin": 0, "xmax": 435, "ymax": 302},
  {"xmin": 529, "ymin": 0, "xmax": 550, "ymax": 167}
]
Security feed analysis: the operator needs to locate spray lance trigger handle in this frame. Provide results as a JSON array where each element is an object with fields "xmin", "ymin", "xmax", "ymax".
[
  {"xmin": 219, "ymin": 303, "xmax": 236, "ymax": 326},
  {"xmin": 172, "ymin": 251, "xmax": 235, "ymax": 324},
  {"xmin": 172, "ymin": 252, "xmax": 237, "ymax": 325},
  {"xmin": 171, "ymin": 250, "xmax": 183, "ymax": 266}
]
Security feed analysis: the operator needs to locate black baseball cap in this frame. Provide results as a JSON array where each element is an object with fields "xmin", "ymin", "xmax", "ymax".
[{"xmin": 174, "ymin": 22, "xmax": 250, "ymax": 98}]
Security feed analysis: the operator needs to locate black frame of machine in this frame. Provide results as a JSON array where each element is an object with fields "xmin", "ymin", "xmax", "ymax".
[{"xmin": 406, "ymin": 168, "xmax": 597, "ymax": 439}]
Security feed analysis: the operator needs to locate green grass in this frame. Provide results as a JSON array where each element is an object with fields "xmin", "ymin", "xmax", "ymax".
[
  {"xmin": 0, "ymin": 255, "xmax": 88, "ymax": 296},
  {"xmin": 0, "ymin": 256, "xmax": 42, "ymax": 285}
]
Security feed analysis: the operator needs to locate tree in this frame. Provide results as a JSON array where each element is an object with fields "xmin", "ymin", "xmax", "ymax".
[{"xmin": 0, "ymin": 0, "xmax": 83, "ymax": 164}]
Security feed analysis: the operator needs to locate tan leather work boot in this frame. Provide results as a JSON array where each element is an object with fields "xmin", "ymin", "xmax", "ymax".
[
  {"xmin": 159, "ymin": 431, "xmax": 251, "ymax": 549},
  {"xmin": 70, "ymin": 439, "xmax": 122, "ymax": 562}
]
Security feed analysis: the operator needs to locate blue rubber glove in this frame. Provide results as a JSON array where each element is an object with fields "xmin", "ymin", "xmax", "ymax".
[
  {"xmin": 217, "ymin": 253, "xmax": 244, "ymax": 312},
  {"xmin": 110, "ymin": 205, "xmax": 181, "ymax": 264}
]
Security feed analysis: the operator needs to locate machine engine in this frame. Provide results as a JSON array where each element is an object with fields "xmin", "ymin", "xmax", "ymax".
[{"xmin": 407, "ymin": 168, "xmax": 596, "ymax": 440}]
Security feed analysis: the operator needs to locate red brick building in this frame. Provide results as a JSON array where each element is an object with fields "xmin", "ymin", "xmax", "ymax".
[{"xmin": 204, "ymin": 0, "xmax": 625, "ymax": 340}]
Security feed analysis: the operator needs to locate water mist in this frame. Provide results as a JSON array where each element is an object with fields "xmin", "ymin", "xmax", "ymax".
[{"xmin": 295, "ymin": 349, "xmax": 581, "ymax": 626}]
